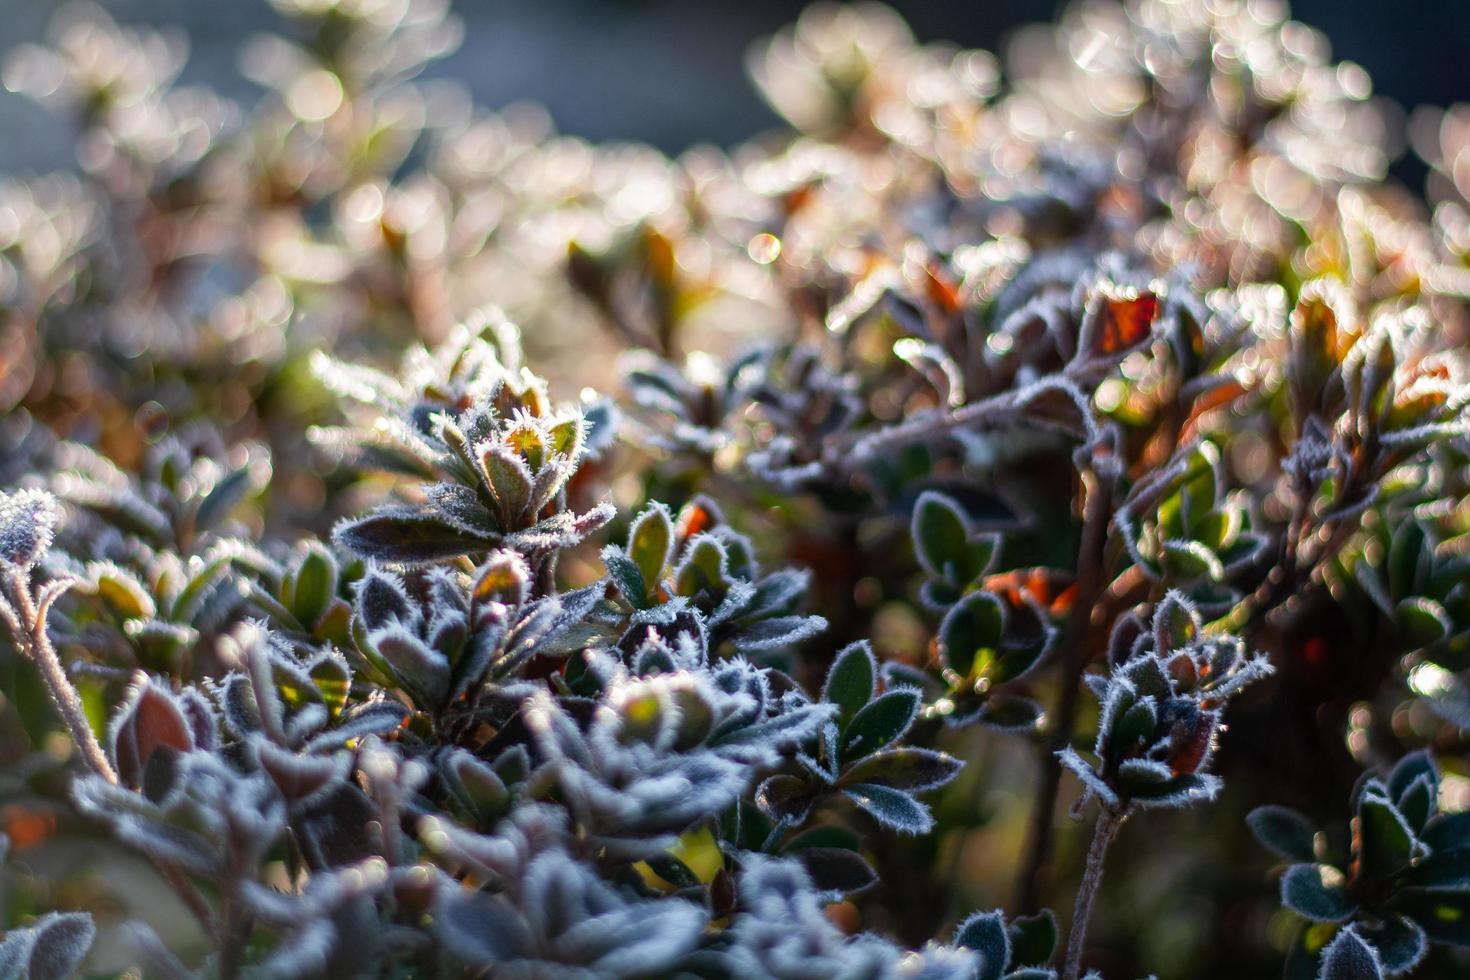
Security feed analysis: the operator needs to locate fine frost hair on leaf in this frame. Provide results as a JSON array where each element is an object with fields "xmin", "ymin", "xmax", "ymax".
[
  {"xmin": 0, "ymin": 911, "xmax": 96, "ymax": 980},
  {"xmin": 0, "ymin": 488, "xmax": 62, "ymax": 569}
]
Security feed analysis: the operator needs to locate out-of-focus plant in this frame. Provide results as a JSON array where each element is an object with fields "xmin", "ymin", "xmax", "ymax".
[
  {"xmin": 1250, "ymin": 751, "xmax": 1470, "ymax": 978},
  {"xmin": 2, "ymin": 0, "xmax": 1470, "ymax": 976}
]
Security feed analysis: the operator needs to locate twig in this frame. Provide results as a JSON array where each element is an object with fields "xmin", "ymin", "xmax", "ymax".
[
  {"xmin": 1063, "ymin": 805, "xmax": 1129, "ymax": 980},
  {"xmin": 2, "ymin": 570, "xmax": 118, "ymax": 785},
  {"xmin": 1016, "ymin": 466, "xmax": 1114, "ymax": 911}
]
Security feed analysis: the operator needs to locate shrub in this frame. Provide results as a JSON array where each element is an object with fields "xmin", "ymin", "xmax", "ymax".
[{"xmin": 1, "ymin": 0, "xmax": 1469, "ymax": 977}]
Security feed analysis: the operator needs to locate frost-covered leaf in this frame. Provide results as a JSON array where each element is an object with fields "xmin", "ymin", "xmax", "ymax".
[
  {"xmin": 110, "ymin": 677, "xmax": 194, "ymax": 790},
  {"xmin": 1248, "ymin": 805, "xmax": 1318, "ymax": 863},
  {"xmin": 1281, "ymin": 864, "xmax": 1355, "ymax": 922},
  {"xmin": 0, "ymin": 488, "xmax": 61, "ymax": 569},
  {"xmin": 1317, "ymin": 926, "xmax": 1384, "ymax": 980},
  {"xmin": 840, "ymin": 688, "xmax": 920, "ymax": 761},
  {"xmin": 954, "ymin": 909, "xmax": 1009, "ymax": 980},
  {"xmin": 838, "ymin": 748, "xmax": 963, "ymax": 792},
  {"xmin": 842, "ymin": 782, "xmax": 933, "ymax": 835},
  {"xmin": 335, "ymin": 507, "xmax": 498, "ymax": 563},
  {"xmin": 822, "ymin": 641, "xmax": 876, "ymax": 731},
  {"xmin": 0, "ymin": 912, "xmax": 95, "ymax": 980}
]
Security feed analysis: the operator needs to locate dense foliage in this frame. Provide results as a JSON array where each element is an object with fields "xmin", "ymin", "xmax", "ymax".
[{"xmin": 2, "ymin": 0, "xmax": 1470, "ymax": 976}]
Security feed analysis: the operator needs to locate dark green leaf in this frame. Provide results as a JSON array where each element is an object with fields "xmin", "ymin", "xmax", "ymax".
[
  {"xmin": 823, "ymin": 641, "xmax": 876, "ymax": 732},
  {"xmin": 938, "ymin": 591, "xmax": 1005, "ymax": 679},
  {"xmin": 1248, "ymin": 805, "xmax": 1318, "ymax": 863},
  {"xmin": 840, "ymin": 688, "xmax": 921, "ymax": 762},
  {"xmin": 1007, "ymin": 910, "xmax": 1058, "ymax": 968},
  {"xmin": 838, "ymin": 748, "xmax": 963, "ymax": 792},
  {"xmin": 193, "ymin": 465, "xmax": 256, "ymax": 532},
  {"xmin": 1281, "ymin": 864, "xmax": 1355, "ymax": 923},
  {"xmin": 1357, "ymin": 792, "xmax": 1418, "ymax": 886},
  {"xmin": 953, "ymin": 909, "xmax": 1009, "ymax": 980},
  {"xmin": 842, "ymin": 783, "xmax": 933, "ymax": 835},
  {"xmin": 790, "ymin": 847, "xmax": 877, "ymax": 895},
  {"xmin": 289, "ymin": 544, "xmax": 338, "ymax": 628}
]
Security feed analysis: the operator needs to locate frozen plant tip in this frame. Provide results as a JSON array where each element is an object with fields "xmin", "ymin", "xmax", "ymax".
[{"xmin": 1057, "ymin": 593, "xmax": 1273, "ymax": 978}]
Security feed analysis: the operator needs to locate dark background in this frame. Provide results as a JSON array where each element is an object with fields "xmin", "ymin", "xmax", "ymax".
[{"xmin": 3, "ymin": 0, "xmax": 1469, "ymax": 183}]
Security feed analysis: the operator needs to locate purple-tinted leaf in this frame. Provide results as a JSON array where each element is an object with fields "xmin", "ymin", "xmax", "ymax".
[
  {"xmin": 755, "ymin": 774, "xmax": 814, "ymax": 824},
  {"xmin": 110, "ymin": 678, "xmax": 194, "ymax": 790},
  {"xmin": 335, "ymin": 507, "xmax": 498, "ymax": 563},
  {"xmin": 0, "ymin": 911, "xmax": 95, "ymax": 980}
]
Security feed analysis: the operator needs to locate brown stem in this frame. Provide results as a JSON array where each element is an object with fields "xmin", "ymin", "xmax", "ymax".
[
  {"xmin": 1016, "ymin": 468, "xmax": 1114, "ymax": 911},
  {"xmin": 1063, "ymin": 806, "xmax": 1129, "ymax": 980},
  {"xmin": 3, "ymin": 571, "xmax": 118, "ymax": 785},
  {"xmin": 5, "ymin": 573, "xmax": 223, "ymax": 940}
]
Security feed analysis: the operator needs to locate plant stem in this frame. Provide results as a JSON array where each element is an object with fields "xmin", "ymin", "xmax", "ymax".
[
  {"xmin": 1016, "ymin": 467, "xmax": 1113, "ymax": 911},
  {"xmin": 3, "ymin": 572, "xmax": 118, "ymax": 785},
  {"xmin": 1063, "ymin": 806, "xmax": 1129, "ymax": 980}
]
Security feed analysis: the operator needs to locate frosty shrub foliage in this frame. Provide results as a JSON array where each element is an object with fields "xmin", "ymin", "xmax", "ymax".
[{"xmin": 2, "ymin": 0, "xmax": 1470, "ymax": 977}]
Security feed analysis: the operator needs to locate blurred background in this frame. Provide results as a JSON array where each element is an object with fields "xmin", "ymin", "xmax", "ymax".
[{"xmin": 4, "ymin": 0, "xmax": 1470, "ymax": 183}]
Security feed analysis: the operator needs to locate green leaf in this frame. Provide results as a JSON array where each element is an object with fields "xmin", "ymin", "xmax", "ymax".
[
  {"xmin": 674, "ymin": 535, "xmax": 730, "ymax": 599},
  {"xmin": 644, "ymin": 853, "xmax": 701, "ymax": 889},
  {"xmin": 1153, "ymin": 591, "xmax": 1199, "ymax": 655},
  {"xmin": 479, "ymin": 446, "xmax": 532, "ymax": 527},
  {"xmin": 1248, "ymin": 805, "xmax": 1318, "ymax": 863},
  {"xmin": 290, "ymin": 544, "xmax": 338, "ymax": 628},
  {"xmin": 938, "ymin": 591, "xmax": 1005, "ymax": 679},
  {"xmin": 838, "ymin": 748, "xmax": 963, "ymax": 792},
  {"xmin": 1160, "ymin": 538, "xmax": 1224, "ymax": 582},
  {"xmin": 1395, "ymin": 597, "xmax": 1451, "ymax": 648},
  {"xmin": 913, "ymin": 491, "xmax": 970, "ymax": 583},
  {"xmin": 472, "ymin": 551, "xmax": 530, "ymax": 608},
  {"xmin": 754, "ymin": 774, "xmax": 814, "ymax": 824},
  {"xmin": 840, "ymin": 688, "xmax": 921, "ymax": 762},
  {"xmin": 92, "ymin": 564, "xmax": 156, "ymax": 620},
  {"xmin": 1387, "ymin": 750, "xmax": 1440, "ymax": 808},
  {"xmin": 1357, "ymin": 791, "xmax": 1418, "ymax": 886},
  {"xmin": 1106, "ymin": 697, "xmax": 1156, "ymax": 757},
  {"xmin": 1007, "ymin": 910, "xmax": 1058, "ymax": 969},
  {"xmin": 309, "ymin": 655, "xmax": 351, "ymax": 720},
  {"xmin": 627, "ymin": 504, "xmax": 674, "ymax": 594},
  {"xmin": 823, "ymin": 641, "xmax": 876, "ymax": 732}
]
